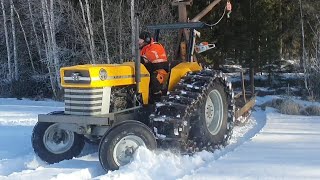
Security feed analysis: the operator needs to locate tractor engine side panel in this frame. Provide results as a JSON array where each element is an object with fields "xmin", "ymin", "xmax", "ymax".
[{"xmin": 60, "ymin": 62, "xmax": 150, "ymax": 105}]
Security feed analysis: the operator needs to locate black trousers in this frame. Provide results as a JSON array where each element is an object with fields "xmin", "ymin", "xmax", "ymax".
[{"xmin": 144, "ymin": 62, "xmax": 169, "ymax": 103}]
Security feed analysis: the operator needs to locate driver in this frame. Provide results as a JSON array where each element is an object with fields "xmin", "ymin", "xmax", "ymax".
[{"xmin": 139, "ymin": 31, "xmax": 169, "ymax": 103}]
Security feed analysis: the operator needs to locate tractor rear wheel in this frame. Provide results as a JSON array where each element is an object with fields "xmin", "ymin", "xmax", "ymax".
[
  {"xmin": 192, "ymin": 81, "xmax": 229, "ymax": 147},
  {"xmin": 150, "ymin": 69, "xmax": 234, "ymax": 152},
  {"xmin": 98, "ymin": 120, "xmax": 156, "ymax": 171},
  {"xmin": 32, "ymin": 122, "xmax": 85, "ymax": 164}
]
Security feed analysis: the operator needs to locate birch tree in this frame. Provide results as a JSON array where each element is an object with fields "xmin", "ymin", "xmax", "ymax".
[
  {"xmin": 101, "ymin": 0, "xmax": 110, "ymax": 63},
  {"xmin": 279, "ymin": 0, "xmax": 283, "ymax": 59},
  {"xmin": 1, "ymin": 0, "xmax": 12, "ymax": 80},
  {"xmin": 14, "ymin": 7, "xmax": 35, "ymax": 72},
  {"xmin": 49, "ymin": 0, "xmax": 60, "ymax": 87},
  {"xmin": 299, "ymin": 0, "xmax": 311, "ymax": 97},
  {"xmin": 299, "ymin": 0, "xmax": 306, "ymax": 69},
  {"xmin": 85, "ymin": 0, "xmax": 95, "ymax": 63},
  {"xmin": 41, "ymin": 0, "xmax": 60, "ymax": 98},
  {"xmin": 28, "ymin": 0, "xmax": 42, "ymax": 60},
  {"xmin": 311, "ymin": 17, "xmax": 320, "ymax": 98},
  {"xmin": 10, "ymin": 0, "xmax": 18, "ymax": 81},
  {"xmin": 79, "ymin": 0, "xmax": 96, "ymax": 63}
]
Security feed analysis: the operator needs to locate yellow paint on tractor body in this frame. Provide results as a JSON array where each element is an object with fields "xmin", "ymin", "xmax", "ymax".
[
  {"xmin": 60, "ymin": 62, "xmax": 150, "ymax": 104},
  {"xmin": 168, "ymin": 62, "xmax": 202, "ymax": 91},
  {"xmin": 60, "ymin": 61, "xmax": 202, "ymax": 105}
]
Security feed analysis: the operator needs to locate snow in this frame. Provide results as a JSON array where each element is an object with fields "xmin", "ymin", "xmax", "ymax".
[
  {"xmin": 0, "ymin": 97, "xmax": 320, "ymax": 179},
  {"xmin": 256, "ymin": 95, "xmax": 320, "ymax": 108},
  {"xmin": 227, "ymin": 72, "xmax": 304, "ymax": 83},
  {"xmin": 182, "ymin": 108, "xmax": 320, "ymax": 179},
  {"xmin": 0, "ymin": 98, "xmax": 63, "ymax": 126}
]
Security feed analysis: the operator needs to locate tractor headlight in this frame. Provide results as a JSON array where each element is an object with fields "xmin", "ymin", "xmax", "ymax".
[{"xmin": 99, "ymin": 68, "xmax": 107, "ymax": 80}]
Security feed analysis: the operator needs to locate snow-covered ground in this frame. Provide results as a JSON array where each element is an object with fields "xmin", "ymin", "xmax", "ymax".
[{"xmin": 0, "ymin": 97, "xmax": 320, "ymax": 180}]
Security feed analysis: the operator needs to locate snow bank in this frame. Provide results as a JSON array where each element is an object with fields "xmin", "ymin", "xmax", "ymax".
[
  {"xmin": 97, "ymin": 117, "xmax": 258, "ymax": 180},
  {"xmin": 0, "ymin": 98, "xmax": 63, "ymax": 126}
]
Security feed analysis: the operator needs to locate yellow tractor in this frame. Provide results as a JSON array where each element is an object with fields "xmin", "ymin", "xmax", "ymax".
[{"xmin": 31, "ymin": 1, "xmax": 256, "ymax": 171}]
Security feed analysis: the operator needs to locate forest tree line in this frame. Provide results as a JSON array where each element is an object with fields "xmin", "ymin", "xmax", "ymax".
[{"xmin": 0, "ymin": 0, "xmax": 319, "ymax": 99}]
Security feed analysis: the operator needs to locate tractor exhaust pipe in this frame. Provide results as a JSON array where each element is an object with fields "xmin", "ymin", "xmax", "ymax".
[{"xmin": 134, "ymin": 13, "xmax": 141, "ymax": 103}]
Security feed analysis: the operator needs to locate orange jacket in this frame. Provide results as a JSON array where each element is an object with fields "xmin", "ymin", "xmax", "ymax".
[{"xmin": 140, "ymin": 39, "xmax": 168, "ymax": 63}]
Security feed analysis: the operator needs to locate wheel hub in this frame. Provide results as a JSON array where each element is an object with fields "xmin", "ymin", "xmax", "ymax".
[
  {"xmin": 113, "ymin": 135, "xmax": 146, "ymax": 166},
  {"xmin": 125, "ymin": 147, "xmax": 134, "ymax": 156},
  {"xmin": 205, "ymin": 89, "xmax": 224, "ymax": 135},
  {"xmin": 43, "ymin": 124, "xmax": 75, "ymax": 154}
]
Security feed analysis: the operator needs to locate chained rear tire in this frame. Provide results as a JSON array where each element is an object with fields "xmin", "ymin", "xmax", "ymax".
[
  {"xmin": 150, "ymin": 69, "xmax": 235, "ymax": 152},
  {"xmin": 192, "ymin": 81, "xmax": 229, "ymax": 146},
  {"xmin": 98, "ymin": 121, "xmax": 157, "ymax": 171},
  {"xmin": 32, "ymin": 122, "xmax": 85, "ymax": 164}
]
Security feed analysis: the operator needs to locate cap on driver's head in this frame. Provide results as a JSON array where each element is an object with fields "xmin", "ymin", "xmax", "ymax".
[{"xmin": 139, "ymin": 31, "xmax": 151, "ymax": 44}]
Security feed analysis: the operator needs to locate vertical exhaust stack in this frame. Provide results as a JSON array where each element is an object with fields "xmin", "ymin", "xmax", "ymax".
[{"xmin": 134, "ymin": 14, "xmax": 141, "ymax": 104}]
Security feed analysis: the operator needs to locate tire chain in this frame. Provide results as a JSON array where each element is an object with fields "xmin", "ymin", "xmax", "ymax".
[{"xmin": 150, "ymin": 69, "xmax": 236, "ymax": 154}]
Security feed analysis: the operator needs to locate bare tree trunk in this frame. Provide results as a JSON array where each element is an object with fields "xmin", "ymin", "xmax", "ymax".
[
  {"xmin": 130, "ymin": 0, "xmax": 135, "ymax": 61},
  {"xmin": 49, "ymin": 0, "xmax": 60, "ymax": 88},
  {"xmin": 41, "ymin": 0, "xmax": 58, "ymax": 98},
  {"xmin": 119, "ymin": 0, "xmax": 123, "ymax": 63},
  {"xmin": 14, "ymin": 7, "xmax": 35, "ymax": 73},
  {"xmin": 1, "ymin": 0, "xmax": 12, "ymax": 80},
  {"xmin": 10, "ymin": 0, "xmax": 18, "ymax": 81},
  {"xmin": 85, "ymin": 0, "xmax": 96, "ymax": 63},
  {"xmin": 299, "ymin": 0, "xmax": 310, "ymax": 97},
  {"xmin": 27, "ymin": 0, "xmax": 42, "ymax": 60},
  {"xmin": 68, "ymin": 2, "xmax": 91, "ymax": 60},
  {"xmin": 101, "ymin": 0, "xmax": 110, "ymax": 63},
  {"xmin": 79, "ymin": 0, "xmax": 95, "ymax": 63},
  {"xmin": 279, "ymin": 0, "xmax": 283, "ymax": 59},
  {"xmin": 317, "ymin": 15, "xmax": 320, "ymax": 61},
  {"xmin": 318, "ymin": 26, "xmax": 320, "ymax": 62},
  {"xmin": 299, "ymin": 0, "xmax": 306, "ymax": 69},
  {"xmin": 42, "ymin": 29, "xmax": 57, "ymax": 98},
  {"xmin": 41, "ymin": 0, "xmax": 51, "ymax": 57}
]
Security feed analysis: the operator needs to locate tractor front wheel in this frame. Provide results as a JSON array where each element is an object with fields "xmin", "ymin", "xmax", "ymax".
[
  {"xmin": 98, "ymin": 120, "xmax": 157, "ymax": 171},
  {"xmin": 32, "ymin": 122, "xmax": 85, "ymax": 164}
]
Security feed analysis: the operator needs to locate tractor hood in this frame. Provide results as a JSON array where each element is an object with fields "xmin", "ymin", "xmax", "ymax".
[{"xmin": 60, "ymin": 62, "xmax": 150, "ymax": 88}]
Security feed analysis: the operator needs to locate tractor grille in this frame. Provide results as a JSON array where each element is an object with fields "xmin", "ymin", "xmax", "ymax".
[{"xmin": 64, "ymin": 88, "xmax": 108, "ymax": 116}]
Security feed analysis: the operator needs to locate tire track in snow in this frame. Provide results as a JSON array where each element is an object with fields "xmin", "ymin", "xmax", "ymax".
[
  {"xmin": 0, "ymin": 99, "xmax": 104, "ymax": 179},
  {"xmin": 96, "ymin": 109, "xmax": 267, "ymax": 180},
  {"xmin": 175, "ymin": 109, "xmax": 266, "ymax": 179},
  {"xmin": 0, "ymin": 126, "xmax": 40, "ymax": 176},
  {"xmin": 176, "ymin": 108, "xmax": 267, "ymax": 180},
  {"xmin": 0, "ymin": 99, "xmax": 66, "ymax": 178},
  {"xmin": 0, "ymin": 144, "xmax": 105, "ymax": 179}
]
